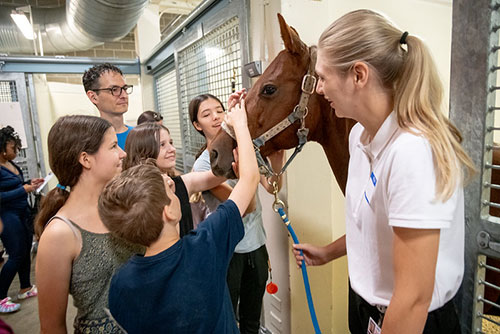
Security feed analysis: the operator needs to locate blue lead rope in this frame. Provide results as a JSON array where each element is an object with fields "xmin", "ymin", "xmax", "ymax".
[{"xmin": 277, "ymin": 207, "xmax": 322, "ymax": 334}]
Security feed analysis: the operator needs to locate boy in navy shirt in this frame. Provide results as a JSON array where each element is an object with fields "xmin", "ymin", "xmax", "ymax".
[{"xmin": 98, "ymin": 100, "xmax": 259, "ymax": 333}]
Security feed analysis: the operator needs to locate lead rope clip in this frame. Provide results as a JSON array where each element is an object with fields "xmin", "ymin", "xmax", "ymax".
[{"xmin": 270, "ymin": 180, "xmax": 286, "ymax": 213}]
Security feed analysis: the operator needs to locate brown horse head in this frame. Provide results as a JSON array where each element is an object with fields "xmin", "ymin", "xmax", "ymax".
[{"xmin": 209, "ymin": 14, "xmax": 354, "ymax": 192}]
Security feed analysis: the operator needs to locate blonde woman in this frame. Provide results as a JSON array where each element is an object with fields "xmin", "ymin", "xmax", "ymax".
[{"xmin": 293, "ymin": 9, "xmax": 474, "ymax": 334}]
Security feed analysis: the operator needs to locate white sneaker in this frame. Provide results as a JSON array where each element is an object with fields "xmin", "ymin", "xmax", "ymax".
[
  {"xmin": 0, "ymin": 297, "xmax": 20, "ymax": 313},
  {"xmin": 17, "ymin": 285, "xmax": 37, "ymax": 300}
]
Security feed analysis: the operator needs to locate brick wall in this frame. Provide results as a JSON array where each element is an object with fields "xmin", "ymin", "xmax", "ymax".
[
  {"xmin": 44, "ymin": 31, "xmax": 137, "ymax": 59},
  {"xmin": 43, "ymin": 73, "xmax": 140, "ymax": 86},
  {"xmin": 44, "ymin": 31, "xmax": 138, "ymax": 83}
]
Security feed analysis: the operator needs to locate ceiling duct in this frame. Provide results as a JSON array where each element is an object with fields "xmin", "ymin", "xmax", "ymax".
[{"xmin": 0, "ymin": 0, "xmax": 149, "ymax": 54}]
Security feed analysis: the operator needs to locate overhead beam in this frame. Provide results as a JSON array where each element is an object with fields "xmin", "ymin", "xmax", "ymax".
[{"xmin": 0, "ymin": 56, "xmax": 141, "ymax": 74}]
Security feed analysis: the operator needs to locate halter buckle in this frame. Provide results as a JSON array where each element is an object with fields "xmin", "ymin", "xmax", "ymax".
[{"xmin": 301, "ymin": 74, "xmax": 317, "ymax": 95}]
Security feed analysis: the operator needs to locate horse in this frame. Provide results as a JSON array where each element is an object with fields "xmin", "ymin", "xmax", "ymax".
[
  {"xmin": 209, "ymin": 14, "xmax": 355, "ymax": 194},
  {"xmin": 209, "ymin": 13, "xmax": 500, "ymax": 319}
]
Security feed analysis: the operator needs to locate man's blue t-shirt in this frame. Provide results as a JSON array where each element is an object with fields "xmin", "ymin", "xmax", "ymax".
[
  {"xmin": 116, "ymin": 125, "xmax": 133, "ymax": 150},
  {"xmin": 108, "ymin": 200, "xmax": 244, "ymax": 334}
]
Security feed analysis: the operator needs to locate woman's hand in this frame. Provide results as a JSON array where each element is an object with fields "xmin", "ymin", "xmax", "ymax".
[
  {"xmin": 292, "ymin": 243, "xmax": 330, "ymax": 267},
  {"xmin": 31, "ymin": 178, "xmax": 44, "ymax": 188},
  {"xmin": 24, "ymin": 178, "xmax": 44, "ymax": 193},
  {"xmin": 23, "ymin": 184, "xmax": 37, "ymax": 193},
  {"xmin": 293, "ymin": 236, "xmax": 347, "ymax": 268}
]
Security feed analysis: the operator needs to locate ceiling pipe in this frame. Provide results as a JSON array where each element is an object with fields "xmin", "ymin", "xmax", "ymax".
[{"xmin": 0, "ymin": 0, "xmax": 149, "ymax": 54}]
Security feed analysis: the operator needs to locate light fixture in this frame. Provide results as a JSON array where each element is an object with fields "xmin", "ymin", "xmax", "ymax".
[{"xmin": 10, "ymin": 10, "xmax": 35, "ymax": 40}]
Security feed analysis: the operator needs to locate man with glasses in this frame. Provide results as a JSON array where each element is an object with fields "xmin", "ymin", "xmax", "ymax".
[{"xmin": 83, "ymin": 63, "xmax": 134, "ymax": 149}]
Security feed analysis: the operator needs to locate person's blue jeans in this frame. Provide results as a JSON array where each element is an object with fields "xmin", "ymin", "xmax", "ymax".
[{"xmin": 0, "ymin": 209, "xmax": 32, "ymax": 299}]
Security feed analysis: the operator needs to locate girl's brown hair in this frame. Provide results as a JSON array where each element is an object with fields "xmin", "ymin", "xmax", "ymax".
[
  {"xmin": 188, "ymin": 93, "xmax": 225, "ymax": 137},
  {"xmin": 122, "ymin": 122, "xmax": 178, "ymax": 177},
  {"xmin": 35, "ymin": 115, "xmax": 111, "ymax": 237},
  {"xmin": 188, "ymin": 94, "xmax": 225, "ymax": 157}
]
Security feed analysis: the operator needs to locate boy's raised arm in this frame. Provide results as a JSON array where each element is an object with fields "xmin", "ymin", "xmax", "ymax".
[{"xmin": 226, "ymin": 99, "xmax": 260, "ymax": 216}]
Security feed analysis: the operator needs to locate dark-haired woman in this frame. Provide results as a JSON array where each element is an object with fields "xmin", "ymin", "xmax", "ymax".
[
  {"xmin": 0, "ymin": 126, "xmax": 42, "ymax": 313},
  {"xmin": 35, "ymin": 116, "xmax": 142, "ymax": 333}
]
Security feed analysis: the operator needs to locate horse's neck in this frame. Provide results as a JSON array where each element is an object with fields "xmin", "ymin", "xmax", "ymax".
[{"xmin": 309, "ymin": 97, "xmax": 354, "ymax": 195}]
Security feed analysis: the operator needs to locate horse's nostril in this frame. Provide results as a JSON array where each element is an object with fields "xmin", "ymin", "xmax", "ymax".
[{"xmin": 210, "ymin": 149, "xmax": 219, "ymax": 163}]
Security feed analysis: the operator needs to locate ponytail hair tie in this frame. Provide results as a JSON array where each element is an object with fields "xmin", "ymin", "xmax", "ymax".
[
  {"xmin": 57, "ymin": 183, "xmax": 69, "ymax": 192},
  {"xmin": 400, "ymin": 31, "xmax": 409, "ymax": 45}
]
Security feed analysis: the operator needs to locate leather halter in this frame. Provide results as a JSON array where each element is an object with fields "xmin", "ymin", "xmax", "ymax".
[{"xmin": 222, "ymin": 46, "xmax": 317, "ymax": 178}]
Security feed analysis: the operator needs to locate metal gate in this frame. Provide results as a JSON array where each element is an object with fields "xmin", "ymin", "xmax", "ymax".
[
  {"xmin": 176, "ymin": 16, "xmax": 243, "ymax": 171},
  {"xmin": 0, "ymin": 72, "xmax": 44, "ymax": 181},
  {"xmin": 450, "ymin": 1, "xmax": 500, "ymax": 333}
]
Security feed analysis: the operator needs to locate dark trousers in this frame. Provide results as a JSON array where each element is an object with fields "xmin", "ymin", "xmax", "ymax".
[
  {"xmin": 227, "ymin": 245, "xmax": 269, "ymax": 334},
  {"xmin": 348, "ymin": 285, "xmax": 460, "ymax": 334},
  {"xmin": 0, "ymin": 210, "xmax": 32, "ymax": 299}
]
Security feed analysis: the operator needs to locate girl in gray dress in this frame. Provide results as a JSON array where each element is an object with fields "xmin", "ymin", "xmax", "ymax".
[{"xmin": 35, "ymin": 115, "xmax": 142, "ymax": 334}]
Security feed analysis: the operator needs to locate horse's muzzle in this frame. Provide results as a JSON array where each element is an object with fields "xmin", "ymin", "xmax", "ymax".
[{"xmin": 209, "ymin": 131, "xmax": 237, "ymax": 179}]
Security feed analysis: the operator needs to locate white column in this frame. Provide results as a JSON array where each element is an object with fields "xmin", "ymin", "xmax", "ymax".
[{"xmin": 135, "ymin": 3, "xmax": 161, "ymax": 113}]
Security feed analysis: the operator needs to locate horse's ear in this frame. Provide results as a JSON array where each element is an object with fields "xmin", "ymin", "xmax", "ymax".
[{"xmin": 277, "ymin": 13, "xmax": 307, "ymax": 55}]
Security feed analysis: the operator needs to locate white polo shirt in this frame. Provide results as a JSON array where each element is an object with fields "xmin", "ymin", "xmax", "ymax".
[{"xmin": 345, "ymin": 111, "xmax": 464, "ymax": 312}]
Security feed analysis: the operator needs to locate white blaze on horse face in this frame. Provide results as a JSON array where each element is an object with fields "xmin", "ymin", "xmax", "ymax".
[{"xmin": 195, "ymin": 98, "xmax": 225, "ymax": 142}]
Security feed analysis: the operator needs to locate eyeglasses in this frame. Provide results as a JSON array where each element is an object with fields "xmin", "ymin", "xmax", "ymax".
[{"xmin": 93, "ymin": 85, "xmax": 133, "ymax": 96}]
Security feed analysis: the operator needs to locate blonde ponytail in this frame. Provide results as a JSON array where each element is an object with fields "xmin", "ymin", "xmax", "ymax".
[
  {"xmin": 395, "ymin": 36, "xmax": 475, "ymax": 200},
  {"xmin": 319, "ymin": 9, "xmax": 475, "ymax": 200}
]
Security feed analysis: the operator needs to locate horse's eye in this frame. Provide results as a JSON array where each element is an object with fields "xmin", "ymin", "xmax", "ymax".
[{"xmin": 261, "ymin": 85, "xmax": 277, "ymax": 96}]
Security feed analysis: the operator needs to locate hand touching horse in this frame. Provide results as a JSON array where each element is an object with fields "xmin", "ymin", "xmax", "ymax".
[{"xmin": 209, "ymin": 14, "xmax": 355, "ymax": 193}]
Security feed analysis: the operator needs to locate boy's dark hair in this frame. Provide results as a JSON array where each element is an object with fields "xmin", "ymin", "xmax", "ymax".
[
  {"xmin": 82, "ymin": 63, "xmax": 123, "ymax": 92},
  {"xmin": 0, "ymin": 126, "xmax": 22, "ymax": 154},
  {"xmin": 98, "ymin": 163, "xmax": 171, "ymax": 247}
]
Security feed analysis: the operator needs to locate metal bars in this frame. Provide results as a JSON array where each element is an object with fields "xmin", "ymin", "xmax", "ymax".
[
  {"xmin": 449, "ymin": 1, "xmax": 500, "ymax": 333},
  {"xmin": 156, "ymin": 68, "xmax": 184, "ymax": 172},
  {"xmin": 0, "ymin": 74, "xmax": 39, "ymax": 182},
  {"xmin": 0, "ymin": 81, "xmax": 18, "ymax": 102},
  {"xmin": 176, "ymin": 16, "xmax": 242, "ymax": 171},
  {"xmin": 477, "ymin": 7, "xmax": 500, "ymax": 332}
]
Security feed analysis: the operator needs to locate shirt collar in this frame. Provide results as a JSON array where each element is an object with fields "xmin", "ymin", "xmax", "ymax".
[{"xmin": 358, "ymin": 111, "xmax": 399, "ymax": 162}]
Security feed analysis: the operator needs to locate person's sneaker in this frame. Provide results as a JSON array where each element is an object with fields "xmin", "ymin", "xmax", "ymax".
[
  {"xmin": 0, "ymin": 297, "xmax": 20, "ymax": 313},
  {"xmin": 17, "ymin": 285, "xmax": 37, "ymax": 300}
]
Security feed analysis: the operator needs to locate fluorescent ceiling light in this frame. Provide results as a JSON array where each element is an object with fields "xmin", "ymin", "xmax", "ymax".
[{"xmin": 10, "ymin": 10, "xmax": 34, "ymax": 40}]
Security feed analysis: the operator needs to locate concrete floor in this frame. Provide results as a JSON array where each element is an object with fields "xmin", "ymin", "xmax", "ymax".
[{"xmin": 0, "ymin": 252, "xmax": 77, "ymax": 333}]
